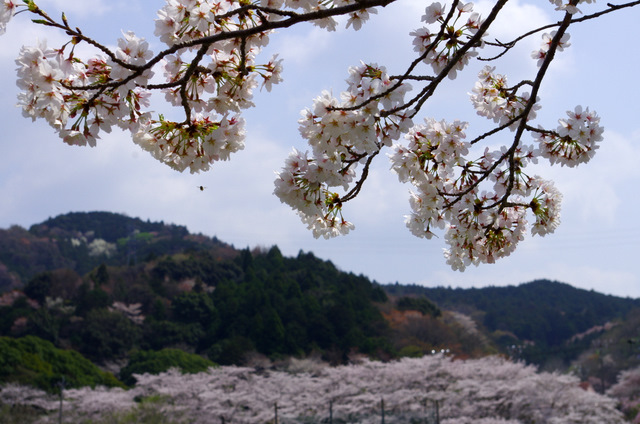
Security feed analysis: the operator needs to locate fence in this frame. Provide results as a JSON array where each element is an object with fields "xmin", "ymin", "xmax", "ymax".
[{"xmin": 218, "ymin": 399, "xmax": 441, "ymax": 424}]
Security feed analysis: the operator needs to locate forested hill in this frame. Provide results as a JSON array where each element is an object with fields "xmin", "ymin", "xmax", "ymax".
[
  {"xmin": 384, "ymin": 281, "xmax": 640, "ymax": 362},
  {"xmin": 0, "ymin": 211, "xmax": 235, "ymax": 290},
  {"xmin": 0, "ymin": 211, "xmax": 430, "ymax": 369}
]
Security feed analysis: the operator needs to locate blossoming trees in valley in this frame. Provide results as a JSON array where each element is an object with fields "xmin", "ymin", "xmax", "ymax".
[
  {"xmin": 0, "ymin": 355, "xmax": 627, "ymax": 423},
  {"xmin": 607, "ymin": 365, "xmax": 640, "ymax": 423}
]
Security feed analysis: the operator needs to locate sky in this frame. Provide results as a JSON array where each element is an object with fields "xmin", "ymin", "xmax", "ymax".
[{"xmin": 0, "ymin": 0, "xmax": 639, "ymax": 298}]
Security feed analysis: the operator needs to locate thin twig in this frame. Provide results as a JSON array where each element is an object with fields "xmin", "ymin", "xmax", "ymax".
[{"xmin": 480, "ymin": 0, "xmax": 640, "ymax": 60}]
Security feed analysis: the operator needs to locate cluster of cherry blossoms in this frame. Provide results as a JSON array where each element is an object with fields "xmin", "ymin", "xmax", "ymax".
[
  {"xmin": 8, "ymin": 0, "xmax": 291, "ymax": 172},
  {"xmin": 607, "ymin": 365, "xmax": 640, "ymax": 423},
  {"xmin": 386, "ymin": 61, "xmax": 577, "ymax": 270},
  {"xmin": 387, "ymin": 115, "xmax": 560, "ymax": 270},
  {"xmin": 15, "ymin": 37, "xmax": 153, "ymax": 148},
  {"xmin": 469, "ymin": 65, "xmax": 540, "ymax": 129},
  {"xmin": 533, "ymin": 106, "xmax": 604, "ymax": 167},
  {"xmin": 274, "ymin": 1, "xmax": 487, "ymax": 240},
  {"xmin": 531, "ymin": 30, "xmax": 571, "ymax": 67},
  {"xmin": 1, "ymin": 0, "xmax": 385, "ymax": 174},
  {"xmin": 274, "ymin": 62, "xmax": 413, "ymax": 238},
  {"xmin": 410, "ymin": 1, "xmax": 484, "ymax": 79}
]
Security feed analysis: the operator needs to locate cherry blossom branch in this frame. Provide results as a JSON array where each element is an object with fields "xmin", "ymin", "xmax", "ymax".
[
  {"xmin": 341, "ymin": 151, "xmax": 379, "ymax": 202},
  {"xmin": 442, "ymin": 9, "xmax": 575, "ymax": 216},
  {"xmin": 324, "ymin": 0, "xmax": 510, "ymax": 215},
  {"xmin": 445, "ymin": 4, "xmax": 578, "ymax": 214},
  {"xmin": 396, "ymin": 0, "xmax": 509, "ymax": 119},
  {"xmin": 23, "ymin": 0, "xmax": 398, "ymax": 129},
  {"xmin": 330, "ymin": 0, "xmax": 510, "ymax": 214},
  {"xmin": 179, "ymin": 42, "xmax": 213, "ymax": 124},
  {"xmin": 27, "ymin": 5, "xmax": 135, "ymax": 71},
  {"xmin": 0, "ymin": 0, "xmax": 613, "ymax": 267},
  {"xmin": 335, "ymin": 0, "xmax": 463, "ymax": 116},
  {"xmin": 32, "ymin": 0, "xmax": 398, "ymax": 93},
  {"xmin": 498, "ymin": 5, "xmax": 576, "ymax": 211}
]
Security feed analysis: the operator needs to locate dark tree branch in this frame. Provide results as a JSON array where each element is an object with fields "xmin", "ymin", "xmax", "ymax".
[
  {"xmin": 340, "ymin": 150, "xmax": 380, "ymax": 203},
  {"xmin": 387, "ymin": 0, "xmax": 509, "ymax": 119},
  {"xmin": 440, "ymin": 5, "xmax": 577, "ymax": 212},
  {"xmin": 495, "ymin": 3, "xmax": 577, "ymax": 212},
  {"xmin": 179, "ymin": 42, "xmax": 213, "ymax": 124},
  {"xmin": 34, "ymin": 0, "xmax": 399, "ymax": 127}
]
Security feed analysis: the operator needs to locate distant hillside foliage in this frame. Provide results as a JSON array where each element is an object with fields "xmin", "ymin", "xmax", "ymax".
[
  {"xmin": 0, "ymin": 335, "xmax": 123, "ymax": 392},
  {"xmin": 0, "ymin": 211, "xmax": 234, "ymax": 289},
  {"xmin": 0, "ymin": 211, "xmax": 638, "ymax": 396},
  {"xmin": 385, "ymin": 281, "xmax": 640, "ymax": 368},
  {"xmin": 2, "ymin": 212, "xmax": 491, "ymax": 368},
  {"xmin": 119, "ymin": 348, "xmax": 216, "ymax": 386}
]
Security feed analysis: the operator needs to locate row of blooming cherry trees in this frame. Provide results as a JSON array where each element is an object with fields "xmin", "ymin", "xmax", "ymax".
[
  {"xmin": 0, "ymin": 355, "xmax": 629, "ymax": 423},
  {"xmin": 1, "ymin": 0, "xmax": 638, "ymax": 270},
  {"xmin": 607, "ymin": 366, "xmax": 640, "ymax": 423}
]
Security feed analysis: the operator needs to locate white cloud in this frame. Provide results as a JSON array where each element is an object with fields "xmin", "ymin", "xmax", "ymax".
[
  {"xmin": 272, "ymin": 27, "xmax": 334, "ymax": 67},
  {"xmin": 477, "ymin": 0, "xmax": 551, "ymax": 41},
  {"xmin": 37, "ymin": 0, "xmax": 110, "ymax": 18}
]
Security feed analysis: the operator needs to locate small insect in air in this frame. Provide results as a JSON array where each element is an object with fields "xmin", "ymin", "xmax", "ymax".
[{"xmin": 198, "ymin": 186, "xmax": 206, "ymax": 191}]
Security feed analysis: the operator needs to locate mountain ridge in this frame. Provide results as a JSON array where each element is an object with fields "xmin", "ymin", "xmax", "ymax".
[
  {"xmin": 0, "ymin": 211, "xmax": 234, "ymax": 290},
  {"xmin": 2, "ymin": 210, "xmax": 637, "ymax": 298},
  {"xmin": 0, "ymin": 211, "xmax": 638, "ymax": 386}
]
